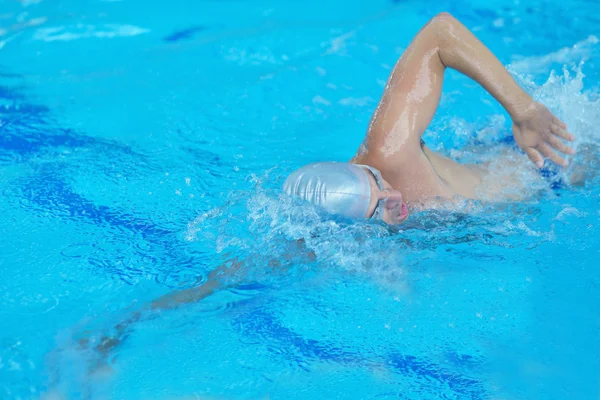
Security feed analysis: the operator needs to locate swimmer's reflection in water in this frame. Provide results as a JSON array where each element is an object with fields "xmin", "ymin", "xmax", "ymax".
[{"xmin": 60, "ymin": 12, "xmax": 595, "ymax": 384}]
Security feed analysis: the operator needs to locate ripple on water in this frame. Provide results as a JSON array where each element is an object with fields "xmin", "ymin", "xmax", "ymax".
[
  {"xmin": 0, "ymin": 283, "xmax": 59, "ymax": 316},
  {"xmin": 0, "ymin": 338, "xmax": 41, "ymax": 399}
]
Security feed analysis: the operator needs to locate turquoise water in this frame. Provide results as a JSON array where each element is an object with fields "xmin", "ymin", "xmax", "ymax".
[{"xmin": 1, "ymin": 0, "xmax": 599, "ymax": 398}]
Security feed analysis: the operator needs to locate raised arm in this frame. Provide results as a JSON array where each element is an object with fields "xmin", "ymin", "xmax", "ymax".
[{"xmin": 362, "ymin": 12, "xmax": 574, "ymax": 175}]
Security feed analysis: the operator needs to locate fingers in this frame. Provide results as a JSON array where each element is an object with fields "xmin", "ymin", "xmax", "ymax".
[
  {"xmin": 539, "ymin": 143, "xmax": 568, "ymax": 167},
  {"xmin": 548, "ymin": 135, "xmax": 576, "ymax": 155},
  {"xmin": 552, "ymin": 116, "xmax": 566, "ymax": 129},
  {"xmin": 525, "ymin": 147, "xmax": 544, "ymax": 168},
  {"xmin": 551, "ymin": 119, "xmax": 575, "ymax": 141}
]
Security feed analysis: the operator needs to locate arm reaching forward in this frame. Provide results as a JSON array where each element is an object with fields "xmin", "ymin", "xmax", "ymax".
[{"xmin": 92, "ymin": 239, "xmax": 315, "ymax": 355}]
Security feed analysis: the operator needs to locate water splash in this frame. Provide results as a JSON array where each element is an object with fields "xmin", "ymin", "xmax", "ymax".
[
  {"xmin": 183, "ymin": 174, "xmax": 561, "ymax": 296},
  {"xmin": 510, "ymin": 35, "xmax": 599, "ymax": 75}
]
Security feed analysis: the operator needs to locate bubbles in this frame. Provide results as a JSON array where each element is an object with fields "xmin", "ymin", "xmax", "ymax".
[
  {"xmin": 555, "ymin": 206, "xmax": 587, "ymax": 221},
  {"xmin": 475, "ymin": 145, "xmax": 550, "ymax": 201},
  {"xmin": 184, "ymin": 178, "xmax": 414, "ymax": 292},
  {"xmin": 246, "ymin": 189, "xmax": 407, "ymax": 280}
]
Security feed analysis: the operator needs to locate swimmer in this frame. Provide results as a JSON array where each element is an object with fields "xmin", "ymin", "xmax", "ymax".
[
  {"xmin": 54, "ymin": 14, "xmax": 579, "ymax": 382},
  {"xmin": 283, "ymin": 12, "xmax": 575, "ymax": 224}
]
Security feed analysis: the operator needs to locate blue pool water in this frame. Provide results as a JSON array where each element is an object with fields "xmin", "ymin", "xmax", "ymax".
[{"xmin": 1, "ymin": 0, "xmax": 599, "ymax": 398}]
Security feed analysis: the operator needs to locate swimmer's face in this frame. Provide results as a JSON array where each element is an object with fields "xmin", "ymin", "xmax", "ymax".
[{"xmin": 364, "ymin": 170, "xmax": 409, "ymax": 224}]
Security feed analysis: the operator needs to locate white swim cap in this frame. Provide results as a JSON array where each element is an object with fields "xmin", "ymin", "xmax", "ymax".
[{"xmin": 283, "ymin": 162, "xmax": 374, "ymax": 219}]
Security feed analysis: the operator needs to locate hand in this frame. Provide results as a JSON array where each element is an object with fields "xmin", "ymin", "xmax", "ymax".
[{"xmin": 511, "ymin": 101, "xmax": 575, "ymax": 168}]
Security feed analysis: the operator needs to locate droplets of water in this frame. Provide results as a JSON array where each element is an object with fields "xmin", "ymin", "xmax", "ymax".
[
  {"xmin": 182, "ymin": 169, "xmax": 563, "ymax": 299},
  {"xmin": 184, "ymin": 179, "xmax": 410, "ymax": 291},
  {"xmin": 555, "ymin": 206, "xmax": 587, "ymax": 221}
]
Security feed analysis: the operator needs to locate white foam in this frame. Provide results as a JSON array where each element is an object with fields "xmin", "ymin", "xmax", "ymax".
[
  {"xmin": 555, "ymin": 206, "xmax": 587, "ymax": 221},
  {"xmin": 244, "ymin": 189, "xmax": 401, "ymax": 281},
  {"xmin": 33, "ymin": 24, "xmax": 149, "ymax": 42},
  {"xmin": 530, "ymin": 66, "xmax": 600, "ymax": 146},
  {"xmin": 509, "ymin": 35, "xmax": 599, "ymax": 74}
]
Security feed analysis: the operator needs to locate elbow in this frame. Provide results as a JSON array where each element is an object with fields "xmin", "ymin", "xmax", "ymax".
[
  {"xmin": 429, "ymin": 12, "xmax": 458, "ymax": 33},
  {"xmin": 432, "ymin": 12, "xmax": 456, "ymax": 24},
  {"xmin": 428, "ymin": 12, "xmax": 459, "ymax": 46}
]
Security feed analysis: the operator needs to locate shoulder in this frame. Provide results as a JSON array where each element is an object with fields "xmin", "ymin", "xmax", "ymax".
[{"xmin": 359, "ymin": 146, "xmax": 456, "ymax": 202}]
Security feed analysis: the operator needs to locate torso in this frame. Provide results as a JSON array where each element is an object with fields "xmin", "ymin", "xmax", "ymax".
[{"xmin": 421, "ymin": 146, "xmax": 483, "ymax": 199}]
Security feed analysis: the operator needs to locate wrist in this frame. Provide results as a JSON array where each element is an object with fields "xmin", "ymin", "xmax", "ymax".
[{"xmin": 508, "ymin": 92, "xmax": 535, "ymax": 123}]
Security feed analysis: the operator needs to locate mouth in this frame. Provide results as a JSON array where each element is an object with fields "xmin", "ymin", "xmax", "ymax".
[{"xmin": 399, "ymin": 202, "xmax": 409, "ymax": 220}]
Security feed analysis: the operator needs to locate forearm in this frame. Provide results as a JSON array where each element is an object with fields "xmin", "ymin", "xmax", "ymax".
[
  {"xmin": 94, "ymin": 265, "xmax": 233, "ymax": 354},
  {"xmin": 96, "ymin": 240, "xmax": 315, "ymax": 355},
  {"xmin": 434, "ymin": 13, "xmax": 532, "ymax": 119},
  {"xmin": 149, "ymin": 274, "xmax": 225, "ymax": 310},
  {"xmin": 148, "ymin": 240, "xmax": 315, "ymax": 311}
]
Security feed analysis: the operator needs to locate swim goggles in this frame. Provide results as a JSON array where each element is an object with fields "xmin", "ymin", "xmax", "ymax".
[{"xmin": 356, "ymin": 164, "xmax": 387, "ymax": 220}]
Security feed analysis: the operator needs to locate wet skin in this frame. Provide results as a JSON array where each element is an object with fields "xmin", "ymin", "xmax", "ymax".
[{"xmin": 351, "ymin": 12, "xmax": 575, "ymax": 212}]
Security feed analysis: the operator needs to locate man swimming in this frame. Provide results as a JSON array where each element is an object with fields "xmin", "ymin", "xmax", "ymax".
[
  {"xmin": 60, "ymin": 13, "xmax": 578, "ymax": 378},
  {"xmin": 283, "ymin": 12, "xmax": 575, "ymax": 225}
]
